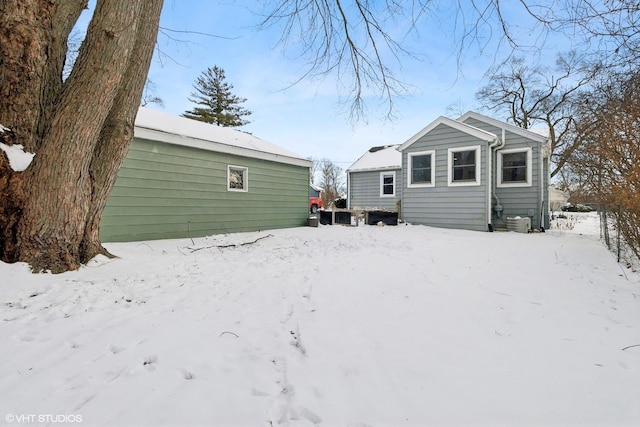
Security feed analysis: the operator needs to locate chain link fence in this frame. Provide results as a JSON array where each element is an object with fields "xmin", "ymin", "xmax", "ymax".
[{"xmin": 598, "ymin": 207, "xmax": 640, "ymax": 271}]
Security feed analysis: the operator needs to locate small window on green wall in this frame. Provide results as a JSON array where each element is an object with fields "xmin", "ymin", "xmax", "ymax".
[{"xmin": 228, "ymin": 165, "xmax": 248, "ymax": 191}]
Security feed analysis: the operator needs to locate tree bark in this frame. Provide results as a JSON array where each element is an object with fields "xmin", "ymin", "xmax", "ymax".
[
  {"xmin": 80, "ymin": 0, "xmax": 164, "ymax": 263},
  {"xmin": 1, "ymin": 0, "xmax": 86, "ymax": 263},
  {"xmin": 0, "ymin": 0, "xmax": 87, "ymax": 152},
  {"xmin": 1, "ymin": 0, "xmax": 163, "ymax": 273}
]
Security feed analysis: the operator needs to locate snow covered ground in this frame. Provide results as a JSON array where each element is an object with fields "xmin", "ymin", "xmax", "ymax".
[{"xmin": 1, "ymin": 213, "xmax": 639, "ymax": 427}]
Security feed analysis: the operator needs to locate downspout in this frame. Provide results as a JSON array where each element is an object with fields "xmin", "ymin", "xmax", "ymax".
[
  {"xmin": 487, "ymin": 129, "xmax": 506, "ymax": 231},
  {"xmin": 539, "ymin": 138, "xmax": 550, "ymax": 231},
  {"xmin": 539, "ymin": 150, "xmax": 544, "ymax": 231},
  {"xmin": 347, "ymin": 171, "xmax": 351, "ymax": 209}
]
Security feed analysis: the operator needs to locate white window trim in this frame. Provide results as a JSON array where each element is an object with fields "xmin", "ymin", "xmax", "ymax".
[
  {"xmin": 227, "ymin": 165, "xmax": 248, "ymax": 192},
  {"xmin": 497, "ymin": 147, "xmax": 532, "ymax": 188},
  {"xmin": 447, "ymin": 145, "xmax": 481, "ymax": 186},
  {"xmin": 379, "ymin": 171, "xmax": 396, "ymax": 197},
  {"xmin": 407, "ymin": 150, "xmax": 435, "ymax": 188}
]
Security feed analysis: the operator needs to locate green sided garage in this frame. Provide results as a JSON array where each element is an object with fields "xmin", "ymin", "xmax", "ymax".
[{"xmin": 100, "ymin": 108, "xmax": 312, "ymax": 242}]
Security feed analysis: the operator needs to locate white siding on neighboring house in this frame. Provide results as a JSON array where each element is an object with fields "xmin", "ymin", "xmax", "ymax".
[{"xmin": 549, "ymin": 186, "xmax": 570, "ymax": 211}]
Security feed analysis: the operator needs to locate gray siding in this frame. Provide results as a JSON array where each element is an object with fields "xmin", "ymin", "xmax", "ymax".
[
  {"xmin": 462, "ymin": 117, "xmax": 545, "ymax": 229},
  {"xmin": 100, "ymin": 137, "xmax": 310, "ymax": 242},
  {"xmin": 401, "ymin": 123, "xmax": 489, "ymax": 232},
  {"xmin": 349, "ymin": 169, "xmax": 401, "ymax": 210}
]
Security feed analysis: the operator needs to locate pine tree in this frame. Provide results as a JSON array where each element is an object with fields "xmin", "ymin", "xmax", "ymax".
[{"xmin": 183, "ymin": 66, "xmax": 252, "ymax": 127}]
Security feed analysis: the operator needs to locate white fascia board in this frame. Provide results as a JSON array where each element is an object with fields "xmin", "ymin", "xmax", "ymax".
[
  {"xmin": 458, "ymin": 111, "xmax": 549, "ymax": 143},
  {"xmin": 397, "ymin": 116, "xmax": 497, "ymax": 151},
  {"xmin": 347, "ymin": 165, "xmax": 401, "ymax": 173},
  {"xmin": 134, "ymin": 126, "xmax": 313, "ymax": 168}
]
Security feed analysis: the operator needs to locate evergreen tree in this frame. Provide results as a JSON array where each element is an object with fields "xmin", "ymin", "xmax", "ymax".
[{"xmin": 183, "ymin": 66, "xmax": 252, "ymax": 127}]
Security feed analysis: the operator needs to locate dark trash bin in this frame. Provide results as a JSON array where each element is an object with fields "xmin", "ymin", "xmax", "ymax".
[
  {"xmin": 319, "ymin": 210, "xmax": 333, "ymax": 225},
  {"xmin": 367, "ymin": 210, "xmax": 398, "ymax": 225}
]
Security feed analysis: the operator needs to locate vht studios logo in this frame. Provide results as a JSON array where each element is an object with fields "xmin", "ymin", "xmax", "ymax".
[{"xmin": 6, "ymin": 414, "xmax": 83, "ymax": 423}]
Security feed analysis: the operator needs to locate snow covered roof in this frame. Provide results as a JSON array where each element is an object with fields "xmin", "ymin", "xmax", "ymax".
[
  {"xmin": 134, "ymin": 108, "xmax": 312, "ymax": 168},
  {"xmin": 310, "ymin": 183, "xmax": 324, "ymax": 192},
  {"xmin": 347, "ymin": 145, "xmax": 401, "ymax": 172}
]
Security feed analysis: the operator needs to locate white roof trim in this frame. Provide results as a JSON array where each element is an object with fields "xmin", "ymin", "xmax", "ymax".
[
  {"xmin": 348, "ymin": 165, "xmax": 400, "ymax": 173},
  {"xmin": 397, "ymin": 116, "xmax": 497, "ymax": 151},
  {"xmin": 134, "ymin": 107, "xmax": 312, "ymax": 168},
  {"xmin": 458, "ymin": 111, "xmax": 549, "ymax": 143}
]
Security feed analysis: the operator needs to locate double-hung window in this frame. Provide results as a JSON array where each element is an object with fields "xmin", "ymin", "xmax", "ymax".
[
  {"xmin": 448, "ymin": 146, "xmax": 481, "ymax": 186},
  {"xmin": 228, "ymin": 165, "xmax": 248, "ymax": 191},
  {"xmin": 408, "ymin": 150, "xmax": 435, "ymax": 187},
  {"xmin": 498, "ymin": 148, "xmax": 532, "ymax": 187},
  {"xmin": 380, "ymin": 171, "xmax": 396, "ymax": 197}
]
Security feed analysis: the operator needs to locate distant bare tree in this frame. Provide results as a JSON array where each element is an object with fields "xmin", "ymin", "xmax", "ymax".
[
  {"xmin": 317, "ymin": 159, "xmax": 345, "ymax": 209},
  {"xmin": 476, "ymin": 52, "xmax": 601, "ymax": 178}
]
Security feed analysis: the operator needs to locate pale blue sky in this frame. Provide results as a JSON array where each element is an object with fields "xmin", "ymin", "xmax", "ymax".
[{"xmin": 78, "ymin": 1, "xmax": 575, "ymax": 170}]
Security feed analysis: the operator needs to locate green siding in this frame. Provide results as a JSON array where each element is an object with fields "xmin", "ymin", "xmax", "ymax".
[{"xmin": 101, "ymin": 138, "xmax": 310, "ymax": 242}]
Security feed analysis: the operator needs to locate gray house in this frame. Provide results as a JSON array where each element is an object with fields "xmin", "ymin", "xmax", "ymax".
[
  {"xmin": 347, "ymin": 112, "xmax": 550, "ymax": 232},
  {"xmin": 347, "ymin": 145, "xmax": 402, "ymax": 211},
  {"xmin": 100, "ymin": 108, "xmax": 312, "ymax": 242}
]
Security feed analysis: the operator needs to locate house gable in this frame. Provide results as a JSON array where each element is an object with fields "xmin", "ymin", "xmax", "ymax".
[
  {"xmin": 399, "ymin": 119, "xmax": 492, "ymax": 231},
  {"xmin": 397, "ymin": 116, "xmax": 497, "ymax": 152},
  {"xmin": 458, "ymin": 111, "xmax": 549, "ymax": 144}
]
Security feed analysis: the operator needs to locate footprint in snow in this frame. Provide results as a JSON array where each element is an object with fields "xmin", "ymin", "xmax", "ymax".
[
  {"xmin": 109, "ymin": 345, "xmax": 123, "ymax": 354},
  {"xmin": 142, "ymin": 355, "xmax": 158, "ymax": 371},
  {"xmin": 177, "ymin": 368, "xmax": 195, "ymax": 380}
]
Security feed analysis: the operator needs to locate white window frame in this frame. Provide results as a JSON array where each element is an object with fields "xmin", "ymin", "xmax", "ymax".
[
  {"xmin": 227, "ymin": 165, "xmax": 248, "ymax": 192},
  {"xmin": 447, "ymin": 145, "xmax": 481, "ymax": 186},
  {"xmin": 407, "ymin": 150, "xmax": 435, "ymax": 188},
  {"xmin": 379, "ymin": 171, "xmax": 396, "ymax": 197},
  {"xmin": 497, "ymin": 147, "xmax": 532, "ymax": 188}
]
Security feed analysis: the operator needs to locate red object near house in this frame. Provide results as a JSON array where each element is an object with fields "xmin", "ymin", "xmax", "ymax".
[{"xmin": 309, "ymin": 197, "xmax": 323, "ymax": 213}]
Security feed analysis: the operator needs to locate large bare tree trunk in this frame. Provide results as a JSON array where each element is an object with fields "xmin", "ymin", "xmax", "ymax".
[
  {"xmin": 0, "ymin": 0, "xmax": 86, "ymax": 263},
  {"xmin": 80, "ymin": 0, "xmax": 163, "ymax": 263},
  {"xmin": 1, "ymin": 0, "xmax": 163, "ymax": 273}
]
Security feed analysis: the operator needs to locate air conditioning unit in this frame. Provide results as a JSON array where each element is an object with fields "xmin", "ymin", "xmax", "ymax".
[{"xmin": 506, "ymin": 216, "xmax": 531, "ymax": 233}]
